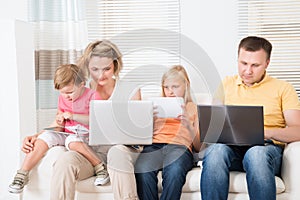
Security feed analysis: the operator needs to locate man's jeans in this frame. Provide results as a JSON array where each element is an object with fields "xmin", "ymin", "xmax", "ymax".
[
  {"xmin": 135, "ymin": 144, "xmax": 193, "ymax": 200},
  {"xmin": 200, "ymin": 143, "xmax": 283, "ymax": 200}
]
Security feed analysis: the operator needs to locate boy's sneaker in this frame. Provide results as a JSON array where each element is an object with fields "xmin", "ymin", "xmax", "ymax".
[
  {"xmin": 8, "ymin": 170, "xmax": 29, "ymax": 194},
  {"xmin": 94, "ymin": 164, "xmax": 110, "ymax": 186}
]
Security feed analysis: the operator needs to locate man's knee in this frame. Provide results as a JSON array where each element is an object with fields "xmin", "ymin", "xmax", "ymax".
[
  {"xmin": 204, "ymin": 144, "xmax": 230, "ymax": 162},
  {"xmin": 243, "ymin": 146, "xmax": 268, "ymax": 167}
]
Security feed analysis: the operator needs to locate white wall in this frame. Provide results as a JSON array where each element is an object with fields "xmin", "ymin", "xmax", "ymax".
[
  {"xmin": 0, "ymin": 1, "xmax": 35, "ymax": 200},
  {"xmin": 0, "ymin": 0, "xmax": 239, "ymax": 199},
  {"xmin": 0, "ymin": 20, "xmax": 35, "ymax": 200},
  {"xmin": 0, "ymin": 0, "xmax": 27, "ymax": 20},
  {"xmin": 180, "ymin": 0, "xmax": 239, "ymax": 97}
]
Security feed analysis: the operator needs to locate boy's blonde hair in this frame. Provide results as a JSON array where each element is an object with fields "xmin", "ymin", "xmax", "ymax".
[
  {"xmin": 77, "ymin": 39, "xmax": 123, "ymax": 79},
  {"xmin": 161, "ymin": 65, "xmax": 193, "ymax": 103},
  {"xmin": 54, "ymin": 64, "xmax": 87, "ymax": 90}
]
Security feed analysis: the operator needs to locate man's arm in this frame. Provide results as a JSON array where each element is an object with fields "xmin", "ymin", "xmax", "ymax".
[{"xmin": 265, "ymin": 109, "xmax": 300, "ymax": 143}]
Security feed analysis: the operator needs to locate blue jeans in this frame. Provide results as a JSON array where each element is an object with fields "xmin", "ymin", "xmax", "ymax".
[
  {"xmin": 135, "ymin": 143, "xmax": 193, "ymax": 200},
  {"xmin": 200, "ymin": 143, "xmax": 283, "ymax": 200}
]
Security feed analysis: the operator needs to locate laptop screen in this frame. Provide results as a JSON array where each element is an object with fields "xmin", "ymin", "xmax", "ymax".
[
  {"xmin": 197, "ymin": 105, "xmax": 264, "ymax": 146},
  {"xmin": 89, "ymin": 100, "xmax": 154, "ymax": 145}
]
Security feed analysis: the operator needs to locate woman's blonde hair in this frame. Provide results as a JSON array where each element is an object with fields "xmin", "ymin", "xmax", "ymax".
[
  {"xmin": 77, "ymin": 39, "xmax": 123, "ymax": 79},
  {"xmin": 54, "ymin": 64, "xmax": 86, "ymax": 90},
  {"xmin": 161, "ymin": 65, "xmax": 193, "ymax": 103}
]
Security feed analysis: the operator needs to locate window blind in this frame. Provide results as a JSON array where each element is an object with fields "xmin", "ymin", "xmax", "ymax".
[
  {"xmin": 28, "ymin": 0, "xmax": 88, "ymax": 131},
  {"xmin": 29, "ymin": 0, "xmax": 180, "ymax": 130},
  {"xmin": 238, "ymin": 0, "xmax": 300, "ymax": 99},
  {"xmin": 84, "ymin": 0, "xmax": 180, "ymax": 97}
]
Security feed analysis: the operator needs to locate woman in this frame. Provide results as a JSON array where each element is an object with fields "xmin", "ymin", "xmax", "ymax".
[{"xmin": 50, "ymin": 40, "xmax": 141, "ymax": 200}]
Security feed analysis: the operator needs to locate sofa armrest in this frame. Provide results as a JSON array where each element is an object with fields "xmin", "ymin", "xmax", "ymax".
[
  {"xmin": 281, "ymin": 141, "xmax": 300, "ymax": 198},
  {"xmin": 23, "ymin": 146, "xmax": 67, "ymax": 200}
]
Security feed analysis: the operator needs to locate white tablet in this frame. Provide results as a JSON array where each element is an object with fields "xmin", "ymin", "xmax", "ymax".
[
  {"xmin": 44, "ymin": 125, "xmax": 89, "ymax": 135},
  {"xmin": 43, "ymin": 127, "xmax": 71, "ymax": 135},
  {"xmin": 149, "ymin": 97, "xmax": 184, "ymax": 118}
]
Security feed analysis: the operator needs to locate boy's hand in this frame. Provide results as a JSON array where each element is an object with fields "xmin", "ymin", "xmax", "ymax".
[
  {"xmin": 62, "ymin": 112, "xmax": 73, "ymax": 120},
  {"xmin": 56, "ymin": 112, "xmax": 73, "ymax": 125},
  {"xmin": 56, "ymin": 113, "xmax": 65, "ymax": 125},
  {"xmin": 22, "ymin": 135, "xmax": 37, "ymax": 153}
]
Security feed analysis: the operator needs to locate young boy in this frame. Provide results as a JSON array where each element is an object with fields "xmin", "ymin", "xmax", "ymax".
[{"xmin": 8, "ymin": 64, "xmax": 109, "ymax": 194}]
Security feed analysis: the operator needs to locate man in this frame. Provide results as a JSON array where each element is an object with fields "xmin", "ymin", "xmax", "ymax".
[{"xmin": 200, "ymin": 36, "xmax": 300, "ymax": 200}]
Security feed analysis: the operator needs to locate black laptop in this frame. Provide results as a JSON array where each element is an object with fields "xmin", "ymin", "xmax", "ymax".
[{"xmin": 197, "ymin": 105, "xmax": 264, "ymax": 145}]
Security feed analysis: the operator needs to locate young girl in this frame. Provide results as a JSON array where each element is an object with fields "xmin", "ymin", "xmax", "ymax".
[
  {"xmin": 8, "ymin": 64, "xmax": 108, "ymax": 194},
  {"xmin": 135, "ymin": 65, "xmax": 200, "ymax": 200}
]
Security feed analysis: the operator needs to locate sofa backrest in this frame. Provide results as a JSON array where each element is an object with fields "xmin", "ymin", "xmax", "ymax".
[{"xmin": 36, "ymin": 88, "xmax": 212, "ymax": 132}]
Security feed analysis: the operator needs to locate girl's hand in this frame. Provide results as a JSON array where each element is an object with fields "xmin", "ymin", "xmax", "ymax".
[
  {"xmin": 177, "ymin": 105, "xmax": 193, "ymax": 131},
  {"xmin": 153, "ymin": 105, "xmax": 159, "ymax": 121},
  {"xmin": 21, "ymin": 135, "xmax": 37, "ymax": 153}
]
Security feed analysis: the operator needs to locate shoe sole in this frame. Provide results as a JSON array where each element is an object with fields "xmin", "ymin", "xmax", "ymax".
[
  {"xmin": 94, "ymin": 176, "xmax": 110, "ymax": 186},
  {"xmin": 8, "ymin": 186, "xmax": 23, "ymax": 194}
]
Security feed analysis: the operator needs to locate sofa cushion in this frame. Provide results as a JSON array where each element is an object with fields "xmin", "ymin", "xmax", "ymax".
[
  {"xmin": 76, "ymin": 178, "xmax": 112, "ymax": 193},
  {"xmin": 229, "ymin": 171, "xmax": 285, "ymax": 194},
  {"xmin": 197, "ymin": 161, "xmax": 285, "ymax": 194},
  {"xmin": 27, "ymin": 146, "xmax": 285, "ymax": 195},
  {"xmin": 77, "ymin": 167, "xmax": 285, "ymax": 194},
  {"xmin": 158, "ymin": 168, "xmax": 200, "ymax": 192}
]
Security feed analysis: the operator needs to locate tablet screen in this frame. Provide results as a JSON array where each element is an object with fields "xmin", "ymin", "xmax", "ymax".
[
  {"xmin": 149, "ymin": 97, "xmax": 184, "ymax": 118},
  {"xmin": 43, "ymin": 127, "xmax": 71, "ymax": 135}
]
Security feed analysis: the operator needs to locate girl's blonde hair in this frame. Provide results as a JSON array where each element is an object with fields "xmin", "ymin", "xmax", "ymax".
[
  {"xmin": 161, "ymin": 65, "xmax": 193, "ymax": 103},
  {"xmin": 77, "ymin": 39, "xmax": 123, "ymax": 79},
  {"xmin": 54, "ymin": 64, "xmax": 87, "ymax": 90}
]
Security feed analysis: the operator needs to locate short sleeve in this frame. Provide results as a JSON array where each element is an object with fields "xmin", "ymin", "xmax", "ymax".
[{"xmin": 281, "ymin": 82, "xmax": 300, "ymax": 111}]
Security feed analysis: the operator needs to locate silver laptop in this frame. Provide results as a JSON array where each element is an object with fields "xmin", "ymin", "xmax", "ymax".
[
  {"xmin": 89, "ymin": 100, "xmax": 153, "ymax": 145},
  {"xmin": 197, "ymin": 105, "xmax": 264, "ymax": 145}
]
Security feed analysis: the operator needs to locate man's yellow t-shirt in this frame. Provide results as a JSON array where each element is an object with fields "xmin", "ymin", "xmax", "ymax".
[{"xmin": 215, "ymin": 74, "xmax": 300, "ymax": 145}]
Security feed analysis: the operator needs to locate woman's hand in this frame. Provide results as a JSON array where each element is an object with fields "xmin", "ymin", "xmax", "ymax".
[{"xmin": 21, "ymin": 135, "xmax": 38, "ymax": 153}]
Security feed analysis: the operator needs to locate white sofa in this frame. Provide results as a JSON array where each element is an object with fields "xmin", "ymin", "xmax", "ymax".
[
  {"xmin": 21, "ymin": 93, "xmax": 300, "ymax": 200},
  {"xmin": 21, "ymin": 141, "xmax": 300, "ymax": 200}
]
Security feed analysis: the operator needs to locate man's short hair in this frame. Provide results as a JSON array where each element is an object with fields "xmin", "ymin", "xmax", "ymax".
[{"xmin": 238, "ymin": 36, "xmax": 272, "ymax": 60}]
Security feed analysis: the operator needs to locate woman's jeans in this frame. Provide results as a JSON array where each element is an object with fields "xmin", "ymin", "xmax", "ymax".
[
  {"xmin": 200, "ymin": 143, "xmax": 283, "ymax": 200},
  {"xmin": 135, "ymin": 143, "xmax": 193, "ymax": 200}
]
